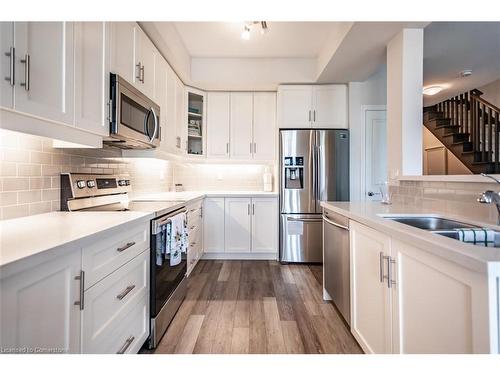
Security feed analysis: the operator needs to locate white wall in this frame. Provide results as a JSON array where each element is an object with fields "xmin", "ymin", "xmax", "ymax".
[
  {"xmin": 478, "ymin": 77, "xmax": 500, "ymax": 107},
  {"xmin": 349, "ymin": 67, "xmax": 387, "ymax": 201}
]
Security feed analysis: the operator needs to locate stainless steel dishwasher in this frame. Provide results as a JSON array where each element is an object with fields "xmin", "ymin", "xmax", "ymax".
[{"xmin": 322, "ymin": 208, "xmax": 350, "ymax": 325}]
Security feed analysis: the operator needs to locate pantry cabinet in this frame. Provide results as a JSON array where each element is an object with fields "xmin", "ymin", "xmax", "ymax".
[
  {"xmin": 349, "ymin": 220, "xmax": 492, "ymax": 354},
  {"xmin": 74, "ymin": 22, "xmax": 110, "ymax": 136},
  {"xmin": 230, "ymin": 92, "xmax": 254, "ymax": 160},
  {"xmin": 207, "ymin": 92, "xmax": 231, "ymax": 159},
  {"xmin": 277, "ymin": 85, "xmax": 347, "ymax": 129},
  {"xmin": 14, "ymin": 22, "xmax": 74, "ymax": 125},
  {"xmin": 0, "ymin": 248, "xmax": 82, "ymax": 354}
]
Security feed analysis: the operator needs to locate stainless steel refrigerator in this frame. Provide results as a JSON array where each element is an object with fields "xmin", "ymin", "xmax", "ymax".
[{"xmin": 279, "ymin": 129, "xmax": 349, "ymax": 263}]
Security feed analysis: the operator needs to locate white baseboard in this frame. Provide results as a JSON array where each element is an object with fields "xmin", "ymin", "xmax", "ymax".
[{"xmin": 202, "ymin": 252, "xmax": 278, "ymax": 260}]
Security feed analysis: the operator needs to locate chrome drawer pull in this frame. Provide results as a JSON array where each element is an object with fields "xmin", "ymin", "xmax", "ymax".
[
  {"xmin": 117, "ymin": 242, "xmax": 135, "ymax": 252},
  {"xmin": 116, "ymin": 335, "xmax": 135, "ymax": 354},
  {"xmin": 116, "ymin": 285, "xmax": 136, "ymax": 300}
]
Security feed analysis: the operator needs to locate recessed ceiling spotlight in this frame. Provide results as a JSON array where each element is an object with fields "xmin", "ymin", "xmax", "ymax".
[
  {"xmin": 460, "ymin": 69, "xmax": 473, "ymax": 78},
  {"xmin": 423, "ymin": 86, "xmax": 444, "ymax": 96}
]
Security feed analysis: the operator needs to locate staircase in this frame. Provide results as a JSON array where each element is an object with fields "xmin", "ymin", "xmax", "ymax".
[{"xmin": 423, "ymin": 89, "xmax": 500, "ymax": 174}]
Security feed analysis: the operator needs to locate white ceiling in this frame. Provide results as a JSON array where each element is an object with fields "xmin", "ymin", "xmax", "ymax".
[
  {"xmin": 423, "ymin": 22, "xmax": 500, "ymax": 105},
  {"xmin": 172, "ymin": 22, "xmax": 346, "ymax": 58}
]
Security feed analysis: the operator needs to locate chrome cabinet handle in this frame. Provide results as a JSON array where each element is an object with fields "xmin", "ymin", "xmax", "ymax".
[
  {"xmin": 322, "ymin": 215, "xmax": 349, "ymax": 231},
  {"xmin": 20, "ymin": 54, "xmax": 30, "ymax": 91},
  {"xmin": 313, "ymin": 110, "xmax": 316, "ymax": 122},
  {"xmin": 116, "ymin": 285, "xmax": 135, "ymax": 300},
  {"xmin": 116, "ymin": 336, "xmax": 135, "ymax": 354},
  {"xmin": 135, "ymin": 62, "xmax": 142, "ymax": 81},
  {"xmin": 140, "ymin": 65, "xmax": 145, "ymax": 83},
  {"xmin": 117, "ymin": 242, "xmax": 135, "ymax": 252},
  {"xmin": 250, "ymin": 142, "xmax": 252, "ymax": 154},
  {"xmin": 387, "ymin": 256, "xmax": 396, "ymax": 288},
  {"xmin": 226, "ymin": 142, "xmax": 229, "ymax": 154},
  {"xmin": 74, "ymin": 270, "xmax": 85, "ymax": 310},
  {"xmin": 4, "ymin": 47, "xmax": 14, "ymax": 86},
  {"xmin": 253, "ymin": 142, "xmax": 257, "ymax": 154},
  {"xmin": 379, "ymin": 252, "xmax": 385, "ymax": 283},
  {"xmin": 252, "ymin": 203, "xmax": 255, "ymax": 215},
  {"xmin": 247, "ymin": 203, "xmax": 250, "ymax": 215}
]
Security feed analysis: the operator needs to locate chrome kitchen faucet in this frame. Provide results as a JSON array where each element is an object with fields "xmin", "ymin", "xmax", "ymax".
[{"xmin": 478, "ymin": 173, "xmax": 500, "ymax": 225}]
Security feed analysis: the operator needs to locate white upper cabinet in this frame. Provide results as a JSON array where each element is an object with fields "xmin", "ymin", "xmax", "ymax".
[
  {"xmin": 74, "ymin": 22, "xmax": 110, "ymax": 136},
  {"xmin": 0, "ymin": 248, "xmax": 82, "ymax": 354},
  {"xmin": 253, "ymin": 92, "xmax": 276, "ymax": 160},
  {"xmin": 277, "ymin": 85, "xmax": 347, "ymax": 129},
  {"xmin": 207, "ymin": 92, "xmax": 230, "ymax": 159},
  {"xmin": 134, "ymin": 27, "xmax": 156, "ymax": 99},
  {"xmin": 277, "ymin": 86, "xmax": 312, "ymax": 128},
  {"xmin": 163, "ymin": 63, "xmax": 177, "ymax": 154},
  {"xmin": 224, "ymin": 197, "xmax": 252, "ymax": 253},
  {"xmin": 14, "ymin": 22, "xmax": 74, "ymax": 125},
  {"xmin": 203, "ymin": 197, "xmax": 225, "ymax": 253},
  {"xmin": 0, "ymin": 22, "xmax": 14, "ymax": 108},
  {"xmin": 312, "ymin": 85, "xmax": 347, "ymax": 129},
  {"xmin": 154, "ymin": 55, "xmax": 169, "ymax": 154},
  {"xmin": 175, "ymin": 76, "xmax": 186, "ymax": 153},
  {"xmin": 109, "ymin": 22, "xmax": 135, "ymax": 83},
  {"xmin": 251, "ymin": 197, "xmax": 278, "ymax": 253},
  {"xmin": 230, "ymin": 92, "xmax": 253, "ymax": 160}
]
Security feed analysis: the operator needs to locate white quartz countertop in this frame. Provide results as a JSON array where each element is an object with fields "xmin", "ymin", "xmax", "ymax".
[
  {"xmin": 0, "ymin": 211, "xmax": 153, "ymax": 268},
  {"xmin": 131, "ymin": 190, "xmax": 278, "ymax": 202},
  {"xmin": 321, "ymin": 201, "xmax": 500, "ymax": 273}
]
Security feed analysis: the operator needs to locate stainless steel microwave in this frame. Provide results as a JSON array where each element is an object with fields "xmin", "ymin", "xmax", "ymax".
[{"xmin": 104, "ymin": 73, "xmax": 161, "ymax": 149}]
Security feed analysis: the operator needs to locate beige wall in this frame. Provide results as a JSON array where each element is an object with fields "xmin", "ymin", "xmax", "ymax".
[{"xmin": 479, "ymin": 77, "xmax": 500, "ymax": 107}]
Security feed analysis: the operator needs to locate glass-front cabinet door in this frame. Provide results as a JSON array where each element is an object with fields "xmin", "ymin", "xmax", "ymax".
[{"xmin": 186, "ymin": 88, "xmax": 206, "ymax": 156}]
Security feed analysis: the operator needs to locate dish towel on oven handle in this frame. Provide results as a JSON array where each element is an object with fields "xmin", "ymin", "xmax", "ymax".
[
  {"xmin": 168, "ymin": 212, "xmax": 188, "ymax": 266},
  {"xmin": 155, "ymin": 222, "xmax": 172, "ymax": 266}
]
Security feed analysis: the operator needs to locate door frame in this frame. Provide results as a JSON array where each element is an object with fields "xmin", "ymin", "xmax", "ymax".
[{"xmin": 359, "ymin": 105, "xmax": 387, "ymax": 202}]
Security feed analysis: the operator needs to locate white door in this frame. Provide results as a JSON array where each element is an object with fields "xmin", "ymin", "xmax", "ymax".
[
  {"xmin": 14, "ymin": 22, "xmax": 74, "ymax": 125},
  {"xmin": 277, "ymin": 86, "xmax": 312, "ymax": 129},
  {"xmin": 253, "ymin": 92, "xmax": 276, "ymax": 160},
  {"xmin": 350, "ymin": 221, "xmax": 392, "ymax": 354},
  {"xmin": 134, "ymin": 27, "xmax": 156, "ymax": 98},
  {"xmin": 364, "ymin": 109, "xmax": 387, "ymax": 201},
  {"xmin": 163, "ymin": 64, "xmax": 177, "ymax": 153},
  {"xmin": 230, "ymin": 92, "xmax": 253, "ymax": 159},
  {"xmin": 203, "ymin": 198, "xmax": 225, "ymax": 253},
  {"xmin": 312, "ymin": 85, "xmax": 347, "ymax": 129},
  {"xmin": 175, "ymin": 76, "xmax": 186, "ymax": 154},
  {"xmin": 0, "ymin": 249, "xmax": 82, "ymax": 353},
  {"xmin": 109, "ymin": 22, "xmax": 135, "ymax": 83},
  {"xmin": 74, "ymin": 22, "xmax": 110, "ymax": 136},
  {"xmin": 154, "ymin": 55, "xmax": 168, "ymax": 151},
  {"xmin": 0, "ymin": 22, "xmax": 14, "ymax": 108},
  {"xmin": 251, "ymin": 198, "xmax": 278, "ymax": 253},
  {"xmin": 391, "ymin": 240, "xmax": 490, "ymax": 354},
  {"xmin": 207, "ymin": 92, "xmax": 230, "ymax": 159},
  {"xmin": 225, "ymin": 197, "xmax": 252, "ymax": 253}
]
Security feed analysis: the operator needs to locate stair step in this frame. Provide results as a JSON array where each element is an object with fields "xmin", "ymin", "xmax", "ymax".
[
  {"xmin": 450, "ymin": 141, "xmax": 473, "ymax": 152},
  {"xmin": 442, "ymin": 132, "xmax": 470, "ymax": 142},
  {"xmin": 427, "ymin": 118, "xmax": 451, "ymax": 127}
]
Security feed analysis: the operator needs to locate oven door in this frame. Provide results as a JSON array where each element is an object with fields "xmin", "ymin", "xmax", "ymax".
[{"xmin": 109, "ymin": 74, "xmax": 160, "ymax": 148}]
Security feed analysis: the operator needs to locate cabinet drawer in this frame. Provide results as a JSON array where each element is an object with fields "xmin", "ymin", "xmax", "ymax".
[
  {"xmin": 83, "ymin": 222, "xmax": 149, "ymax": 288},
  {"xmin": 82, "ymin": 249, "xmax": 149, "ymax": 353}
]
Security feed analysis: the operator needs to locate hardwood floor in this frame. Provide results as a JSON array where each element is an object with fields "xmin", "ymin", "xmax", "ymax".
[{"xmin": 152, "ymin": 260, "xmax": 363, "ymax": 354}]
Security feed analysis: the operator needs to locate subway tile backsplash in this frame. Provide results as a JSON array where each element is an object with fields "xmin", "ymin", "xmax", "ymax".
[{"xmin": 0, "ymin": 129, "xmax": 273, "ymax": 220}]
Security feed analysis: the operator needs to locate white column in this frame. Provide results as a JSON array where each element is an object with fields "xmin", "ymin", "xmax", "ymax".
[{"xmin": 386, "ymin": 29, "xmax": 424, "ymax": 179}]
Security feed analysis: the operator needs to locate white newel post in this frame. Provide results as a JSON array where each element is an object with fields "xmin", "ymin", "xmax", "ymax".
[{"xmin": 386, "ymin": 29, "xmax": 424, "ymax": 180}]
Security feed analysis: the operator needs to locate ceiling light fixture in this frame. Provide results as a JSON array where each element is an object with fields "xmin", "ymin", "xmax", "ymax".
[
  {"xmin": 460, "ymin": 69, "xmax": 473, "ymax": 78},
  {"xmin": 241, "ymin": 21, "xmax": 269, "ymax": 40},
  {"xmin": 423, "ymin": 86, "xmax": 444, "ymax": 96}
]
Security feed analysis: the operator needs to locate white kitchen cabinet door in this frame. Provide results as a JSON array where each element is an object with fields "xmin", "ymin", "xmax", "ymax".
[
  {"xmin": 225, "ymin": 197, "xmax": 252, "ymax": 253},
  {"xmin": 207, "ymin": 92, "xmax": 230, "ymax": 159},
  {"xmin": 251, "ymin": 197, "xmax": 278, "ymax": 253},
  {"xmin": 277, "ymin": 85, "xmax": 312, "ymax": 129},
  {"xmin": 74, "ymin": 22, "xmax": 110, "ymax": 136},
  {"xmin": 203, "ymin": 198, "xmax": 225, "ymax": 253},
  {"xmin": 391, "ymin": 240, "xmax": 490, "ymax": 354},
  {"xmin": 312, "ymin": 85, "xmax": 347, "ymax": 129},
  {"xmin": 253, "ymin": 92, "xmax": 276, "ymax": 160},
  {"xmin": 0, "ymin": 248, "xmax": 82, "ymax": 353},
  {"xmin": 134, "ymin": 26, "xmax": 156, "ymax": 99},
  {"xmin": 14, "ymin": 22, "xmax": 74, "ymax": 125},
  {"xmin": 0, "ymin": 22, "xmax": 14, "ymax": 108},
  {"xmin": 350, "ymin": 220, "xmax": 392, "ymax": 354},
  {"xmin": 154, "ymin": 55, "xmax": 168, "ymax": 151},
  {"xmin": 162, "ymin": 64, "xmax": 177, "ymax": 153},
  {"xmin": 230, "ymin": 92, "xmax": 253, "ymax": 159},
  {"xmin": 109, "ymin": 22, "xmax": 135, "ymax": 83},
  {"xmin": 175, "ymin": 76, "xmax": 186, "ymax": 154}
]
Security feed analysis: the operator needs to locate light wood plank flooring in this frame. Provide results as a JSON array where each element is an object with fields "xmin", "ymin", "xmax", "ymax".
[{"xmin": 151, "ymin": 260, "xmax": 363, "ymax": 354}]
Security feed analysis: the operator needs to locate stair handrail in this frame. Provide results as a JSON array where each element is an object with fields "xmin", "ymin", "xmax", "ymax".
[{"xmin": 470, "ymin": 90, "xmax": 500, "ymax": 114}]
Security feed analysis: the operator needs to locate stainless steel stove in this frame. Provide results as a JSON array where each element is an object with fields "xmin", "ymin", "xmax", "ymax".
[{"xmin": 60, "ymin": 173, "xmax": 188, "ymax": 349}]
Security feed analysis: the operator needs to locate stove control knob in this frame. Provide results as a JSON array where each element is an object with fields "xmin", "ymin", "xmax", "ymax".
[
  {"xmin": 125, "ymin": 180, "xmax": 130, "ymax": 186},
  {"xmin": 76, "ymin": 180, "xmax": 86, "ymax": 189},
  {"xmin": 118, "ymin": 179, "xmax": 126, "ymax": 186},
  {"xmin": 86, "ymin": 180, "xmax": 96, "ymax": 188}
]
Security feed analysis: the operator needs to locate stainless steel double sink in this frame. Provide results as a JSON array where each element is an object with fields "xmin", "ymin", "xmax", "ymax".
[{"xmin": 381, "ymin": 215, "xmax": 500, "ymax": 247}]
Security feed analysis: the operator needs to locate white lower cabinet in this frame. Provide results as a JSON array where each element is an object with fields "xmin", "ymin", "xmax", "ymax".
[
  {"xmin": 203, "ymin": 196, "xmax": 278, "ymax": 257},
  {"xmin": 0, "ymin": 248, "xmax": 82, "ymax": 353},
  {"xmin": 187, "ymin": 199, "xmax": 204, "ymax": 275},
  {"xmin": 350, "ymin": 220, "xmax": 492, "ymax": 354}
]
